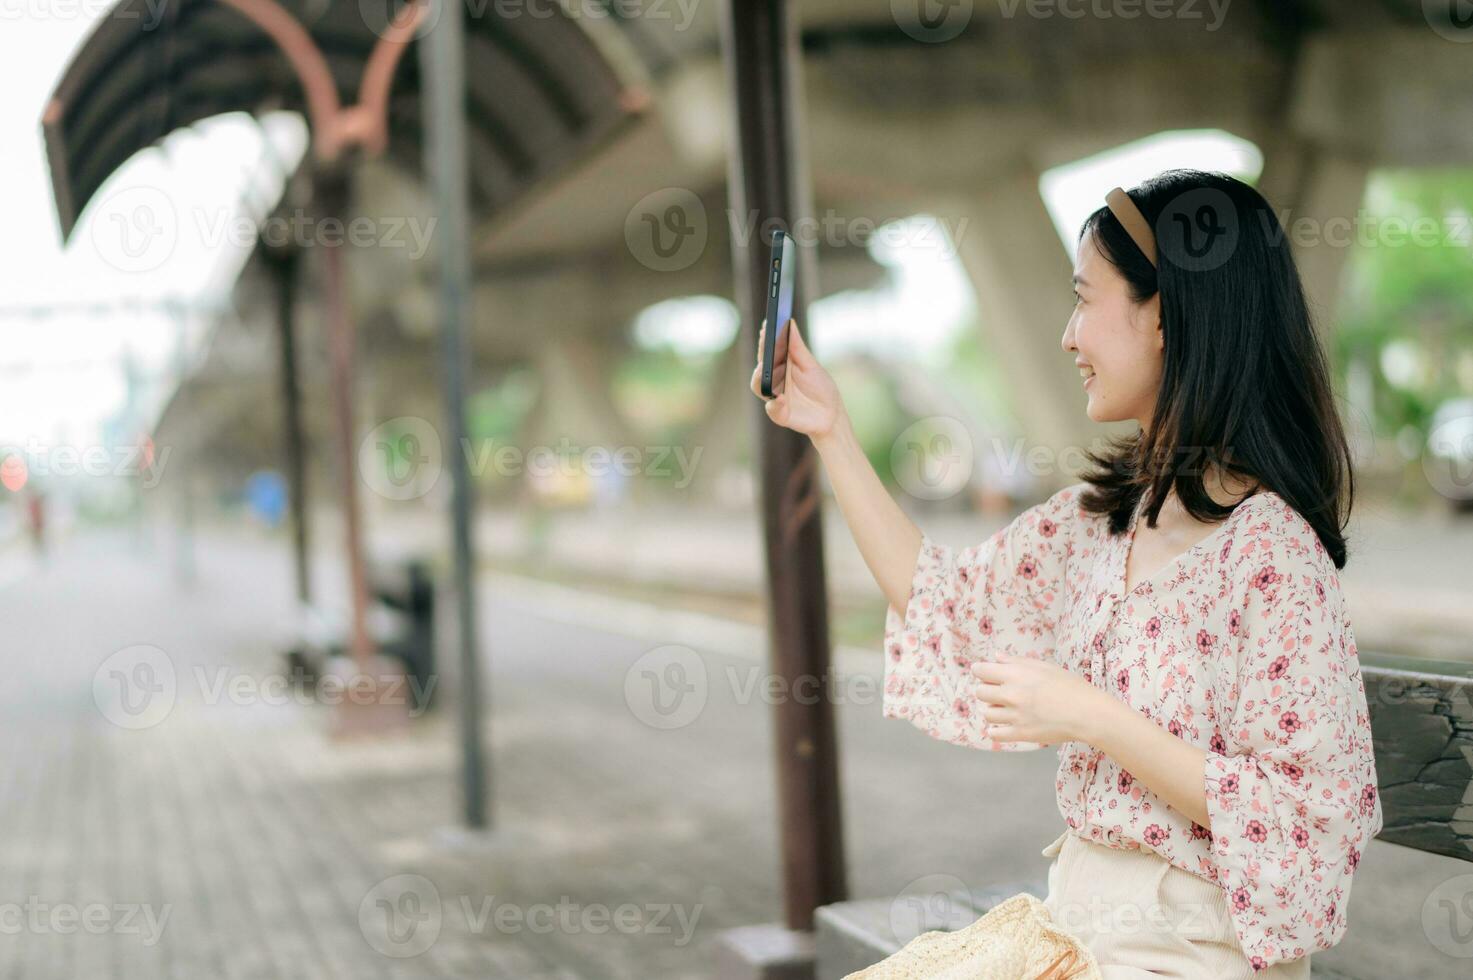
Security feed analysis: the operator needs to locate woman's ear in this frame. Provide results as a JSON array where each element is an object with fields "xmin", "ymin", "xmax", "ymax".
[{"xmin": 1144, "ymin": 293, "xmax": 1163, "ymax": 351}]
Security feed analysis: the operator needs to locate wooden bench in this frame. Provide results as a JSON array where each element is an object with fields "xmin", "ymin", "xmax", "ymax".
[{"xmin": 814, "ymin": 656, "xmax": 1473, "ymax": 979}]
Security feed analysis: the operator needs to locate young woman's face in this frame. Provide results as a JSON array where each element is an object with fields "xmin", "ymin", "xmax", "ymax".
[{"xmin": 1061, "ymin": 230, "xmax": 1164, "ymax": 427}]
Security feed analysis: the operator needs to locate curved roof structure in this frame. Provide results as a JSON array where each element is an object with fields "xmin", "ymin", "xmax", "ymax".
[{"xmin": 42, "ymin": 0, "xmax": 650, "ymax": 239}]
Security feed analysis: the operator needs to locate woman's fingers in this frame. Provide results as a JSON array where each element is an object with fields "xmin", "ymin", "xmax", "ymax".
[{"xmin": 785, "ymin": 319, "xmax": 811, "ymax": 368}]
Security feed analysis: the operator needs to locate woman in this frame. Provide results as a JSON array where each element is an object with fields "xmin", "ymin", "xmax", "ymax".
[{"xmin": 750, "ymin": 170, "xmax": 1382, "ymax": 977}]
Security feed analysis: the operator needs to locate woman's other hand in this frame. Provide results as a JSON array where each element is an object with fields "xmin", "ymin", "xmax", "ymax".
[
  {"xmin": 969, "ymin": 656, "xmax": 1109, "ymax": 747},
  {"xmin": 750, "ymin": 318, "xmax": 845, "ymax": 441}
]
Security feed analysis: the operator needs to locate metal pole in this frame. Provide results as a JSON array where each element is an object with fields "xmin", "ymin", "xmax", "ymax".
[
  {"xmin": 718, "ymin": 0, "xmax": 847, "ymax": 931},
  {"xmin": 268, "ymin": 244, "xmax": 312, "ymax": 605},
  {"xmin": 171, "ymin": 308, "xmax": 196, "ymax": 586},
  {"xmin": 420, "ymin": 0, "xmax": 488, "ymax": 828}
]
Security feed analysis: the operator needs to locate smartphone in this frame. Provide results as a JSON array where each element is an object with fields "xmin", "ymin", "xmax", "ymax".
[{"xmin": 760, "ymin": 229, "xmax": 795, "ymax": 399}]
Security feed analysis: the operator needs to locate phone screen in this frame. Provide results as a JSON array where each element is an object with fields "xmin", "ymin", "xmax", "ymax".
[{"xmin": 762, "ymin": 231, "xmax": 795, "ymax": 399}]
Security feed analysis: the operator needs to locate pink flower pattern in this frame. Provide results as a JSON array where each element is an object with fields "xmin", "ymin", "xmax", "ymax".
[{"xmin": 881, "ymin": 483, "xmax": 1382, "ymax": 970}]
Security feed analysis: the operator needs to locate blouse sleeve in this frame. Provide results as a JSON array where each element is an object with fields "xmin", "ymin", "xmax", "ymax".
[
  {"xmin": 1203, "ymin": 526, "xmax": 1382, "ymax": 970},
  {"xmin": 881, "ymin": 482, "xmax": 1081, "ymax": 751}
]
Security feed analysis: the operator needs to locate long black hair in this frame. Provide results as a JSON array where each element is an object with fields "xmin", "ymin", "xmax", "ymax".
[{"xmin": 1075, "ymin": 169, "xmax": 1354, "ymax": 569}]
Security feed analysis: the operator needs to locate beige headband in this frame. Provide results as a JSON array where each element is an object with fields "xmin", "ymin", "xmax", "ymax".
[{"xmin": 1105, "ymin": 187, "xmax": 1157, "ymax": 267}]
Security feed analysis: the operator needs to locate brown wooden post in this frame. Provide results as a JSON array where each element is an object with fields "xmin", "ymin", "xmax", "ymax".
[{"xmin": 718, "ymin": 0, "xmax": 848, "ymax": 931}]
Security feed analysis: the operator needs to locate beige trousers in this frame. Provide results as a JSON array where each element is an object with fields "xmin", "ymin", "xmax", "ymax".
[{"xmin": 1041, "ymin": 831, "xmax": 1311, "ymax": 979}]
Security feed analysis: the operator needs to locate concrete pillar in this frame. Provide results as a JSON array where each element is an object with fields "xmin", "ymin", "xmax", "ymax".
[
  {"xmin": 1259, "ymin": 146, "xmax": 1369, "ymax": 339},
  {"xmin": 949, "ymin": 167, "xmax": 1109, "ymax": 485},
  {"xmin": 521, "ymin": 333, "xmax": 639, "ymax": 465},
  {"xmin": 683, "ymin": 335, "xmax": 752, "ymax": 503}
]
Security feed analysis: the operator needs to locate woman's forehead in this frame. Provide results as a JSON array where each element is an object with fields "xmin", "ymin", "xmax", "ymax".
[{"xmin": 1073, "ymin": 231, "xmax": 1110, "ymax": 282}]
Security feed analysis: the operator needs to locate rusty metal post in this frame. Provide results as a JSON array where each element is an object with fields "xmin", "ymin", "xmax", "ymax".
[
  {"xmin": 717, "ymin": 0, "xmax": 847, "ymax": 931},
  {"xmin": 316, "ymin": 170, "xmax": 374, "ymax": 669}
]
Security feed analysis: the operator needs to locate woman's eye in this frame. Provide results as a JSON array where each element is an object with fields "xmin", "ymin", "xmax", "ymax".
[{"xmin": 1071, "ymin": 290, "xmax": 1082, "ymax": 305}]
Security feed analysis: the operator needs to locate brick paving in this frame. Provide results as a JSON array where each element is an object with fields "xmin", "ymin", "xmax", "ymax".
[{"xmin": 0, "ymin": 524, "xmax": 1466, "ymax": 978}]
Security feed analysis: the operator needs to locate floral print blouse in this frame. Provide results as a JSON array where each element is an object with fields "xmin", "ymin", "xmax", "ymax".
[{"xmin": 882, "ymin": 481, "xmax": 1382, "ymax": 970}]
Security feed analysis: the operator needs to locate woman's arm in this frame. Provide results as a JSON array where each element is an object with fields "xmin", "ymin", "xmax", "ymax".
[
  {"xmin": 812, "ymin": 414, "xmax": 923, "ymax": 615},
  {"xmin": 972, "ymin": 657, "xmax": 1211, "ymax": 826},
  {"xmin": 1079, "ymin": 694, "xmax": 1210, "ymax": 827},
  {"xmin": 751, "ymin": 319, "xmax": 923, "ymax": 613}
]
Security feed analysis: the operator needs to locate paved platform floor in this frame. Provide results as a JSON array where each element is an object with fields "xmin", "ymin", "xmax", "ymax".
[{"xmin": 0, "ymin": 525, "xmax": 1466, "ymax": 977}]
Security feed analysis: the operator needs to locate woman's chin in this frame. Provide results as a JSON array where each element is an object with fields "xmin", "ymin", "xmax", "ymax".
[{"xmin": 1084, "ymin": 394, "xmax": 1128, "ymax": 425}]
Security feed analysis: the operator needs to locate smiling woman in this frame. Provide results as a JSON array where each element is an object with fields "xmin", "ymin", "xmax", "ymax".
[{"xmin": 756, "ymin": 170, "xmax": 1379, "ymax": 978}]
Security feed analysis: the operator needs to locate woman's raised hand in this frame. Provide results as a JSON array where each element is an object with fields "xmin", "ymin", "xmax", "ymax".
[{"xmin": 749, "ymin": 318, "xmax": 845, "ymax": 441}]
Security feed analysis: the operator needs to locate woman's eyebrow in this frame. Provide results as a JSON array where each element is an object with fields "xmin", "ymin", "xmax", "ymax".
[{"xmin": 1071, "ymin": 274, "xmax": 1089, "ymax": 287}]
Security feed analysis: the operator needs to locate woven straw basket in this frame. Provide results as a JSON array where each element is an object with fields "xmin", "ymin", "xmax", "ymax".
[{"xmin": 843, "ymin": 893, "xmax": 1101, "ymax": 980}]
